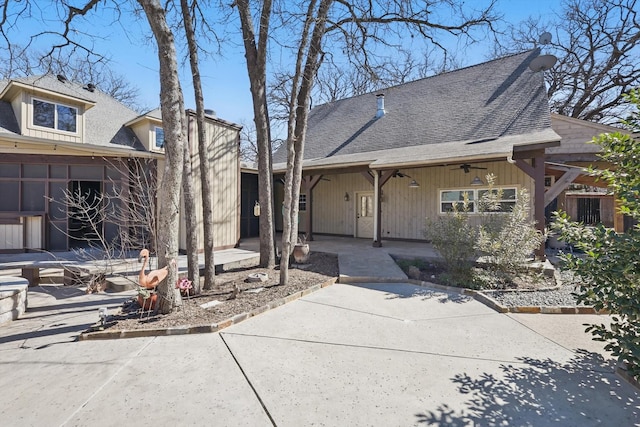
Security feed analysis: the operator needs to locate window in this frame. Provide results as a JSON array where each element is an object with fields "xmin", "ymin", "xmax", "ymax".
[
  {"xmin": 154, "ymin": 127, "xmax": 165, "ymax": 149},
  {"xmin": 440, "ymin": 187, "xmax": 517, "ymax": 214},
  {"xmin": 440, "ymin": 190, "xmax": 475, "ymax": 213},
  {"xmin": 32, "ymin": 99, "xmax": 77, "ymax": 132},
  {"xmin": 359, "ymin": 194, "xmax": 374, "ymax": 217},
  {"xmin": 298, "ymin": 194, "xmax": 307, "ymax": 212}
]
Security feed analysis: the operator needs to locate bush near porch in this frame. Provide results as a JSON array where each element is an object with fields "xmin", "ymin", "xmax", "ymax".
[{"xmin": 422, "ymin": 174, "xmax": 545, "ymax": 289}]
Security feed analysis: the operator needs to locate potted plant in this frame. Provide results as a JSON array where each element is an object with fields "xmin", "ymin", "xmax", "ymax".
[{"xmin": 292, "ymin": 234, "xmax": 310, "ymax": 264}]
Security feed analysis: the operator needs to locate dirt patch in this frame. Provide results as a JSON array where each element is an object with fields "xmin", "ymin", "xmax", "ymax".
[{"xmin": 102, "ymin": 252, "xmax": 338, "ymax": 332}]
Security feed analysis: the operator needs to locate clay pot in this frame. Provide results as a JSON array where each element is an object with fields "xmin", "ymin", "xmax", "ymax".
[
  {"xmin": 292, "ymin": 243, "xmax": 310, "ymax": 263},
  {"xmin": 137, "ymin": 293, "xmax": 158, "ymax": 310}
]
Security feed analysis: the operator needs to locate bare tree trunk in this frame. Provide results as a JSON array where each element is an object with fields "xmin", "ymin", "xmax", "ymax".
[
  {"xmin": 183, "ymin": 109, "xmax": 200, "ymax": 292},
  {"xmin": 138, "ymin": 0, "xmax": 185, "ymax": 313},
  {"xmin": 280, "ymin": 0, "xmax": 332, "ymax": 285},
  {"xmin": 236, "ymin": 0, "xmax": 276, "ymax": 269},
  {"xmin": 180, "ymin": 0, "xmax": 214, "ymax": 291}
]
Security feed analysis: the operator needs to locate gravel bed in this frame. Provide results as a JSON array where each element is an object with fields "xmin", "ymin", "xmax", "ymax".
[{"xmin": 485, "ymin": 271, "xmax": 586, "ymax": 307}]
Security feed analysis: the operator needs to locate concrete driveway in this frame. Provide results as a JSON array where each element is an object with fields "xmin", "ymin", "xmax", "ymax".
[{"xmin": 0, "ymin": 281, "xmax": 638, "ymax": 426}]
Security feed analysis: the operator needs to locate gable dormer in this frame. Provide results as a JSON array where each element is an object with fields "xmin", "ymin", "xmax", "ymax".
[
  {"xmin": 124, "ymin": 108, "xmax": 165, "ymax": 153},
  {"xmin": 0, "ymin": 76, "xmax": 96, "ymax": 144}
]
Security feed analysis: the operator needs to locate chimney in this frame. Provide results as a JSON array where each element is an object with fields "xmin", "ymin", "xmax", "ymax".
[{"xmin": 376, "ymin": 94, "xmax": 385, "ymax": 118}]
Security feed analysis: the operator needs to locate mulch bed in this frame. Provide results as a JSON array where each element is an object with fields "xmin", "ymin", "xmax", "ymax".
[{"xmin": 101, "ymin": 252, "xmax": 339, "ymax": 332}]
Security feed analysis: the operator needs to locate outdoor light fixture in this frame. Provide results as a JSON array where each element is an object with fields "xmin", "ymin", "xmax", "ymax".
[
  {"xmin": 471, "ymin": 176, "xmax": 484, "ymax": 186},
  {"xmin": 98, "ymin": 307, "xmax": 108, "ymax": 327},
  {"xmin": 394, "ymin": 171, "xmax": 420, "ymax": 188},
  {"xmin": 344, "ymin": 192, "xmax": 350, "ymax": 202}
]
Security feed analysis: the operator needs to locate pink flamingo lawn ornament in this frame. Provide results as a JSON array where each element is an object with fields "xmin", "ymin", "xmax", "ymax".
[
  {"xmin": 137, "ymin": 249, "xmax": 175, "ymax": 312},
  {"xmin": 138, "ymin": 249, "xmax": 171, "ymax": 290}
]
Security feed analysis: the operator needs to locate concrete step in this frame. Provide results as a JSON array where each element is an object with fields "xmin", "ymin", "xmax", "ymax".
[
  {"xmin": 106, "ymin": 275, "xmax": 138, "ymax": 292},
  {"xmin": 0, "ymin": 277, "xmax": 29, "ymax": 326}
]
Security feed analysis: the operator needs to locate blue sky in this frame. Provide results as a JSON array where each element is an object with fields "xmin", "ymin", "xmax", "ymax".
[{"xmin": 9, "ymin": 0, "xmax": 560, "ymax": 127}]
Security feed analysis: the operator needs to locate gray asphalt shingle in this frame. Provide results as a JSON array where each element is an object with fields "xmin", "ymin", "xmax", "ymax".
[
  {"xmin": 274, "ymin": 49, "xmax": 554, "ymax": 164},
  {"xmin": 0, "ymin": 74, "xmax": 145, "ymax": 151}
]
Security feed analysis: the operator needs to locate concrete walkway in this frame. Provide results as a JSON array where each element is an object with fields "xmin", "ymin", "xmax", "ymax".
[
  {"xmin": 241, "ymin": 235, "xmax": 438, "ymax": 281},
  {"xmin": 0, "ymin": 281, "xmax": 637, "ymax": 426},
  {"xmin": 1, "ymin": 238, "xmax": 638, "ymax": 426}
]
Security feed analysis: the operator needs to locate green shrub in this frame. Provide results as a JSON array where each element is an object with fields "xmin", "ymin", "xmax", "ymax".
[
  {"xmin": 425, "ymin": 198, "xmax": 476, "ymax": 283},
  {"xmin": 552, "ymin": 88, "xmax": 640, "ymax": 380},
  {"xmin": 475, "ymin": 175, "xmax": 545, "ymax": 276}
]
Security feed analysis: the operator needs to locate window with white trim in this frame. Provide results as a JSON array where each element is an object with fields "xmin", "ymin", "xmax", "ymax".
[
  {"xmin": 154, "ymin": 126, "xmax": 165, "ymax": 149},
  {"xmin": 32, "ymin": 99, "xmax": 77, "ymax": 133},
  {"xmin": 298, "ymin": 194, "xmax": 307, "ymax": 212},
  {"xmin": 439, "ymin": 187, "xmax": 517, "ymax": 214}
]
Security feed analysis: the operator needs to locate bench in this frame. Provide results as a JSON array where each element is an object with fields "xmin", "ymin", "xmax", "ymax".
[
  {"xmin": 0, "ymin": 276, "xmax": 29, "ymax": 325},
  {"xmin": 0, "ymin": 261, "xmax": 103, "ymax": 287}
]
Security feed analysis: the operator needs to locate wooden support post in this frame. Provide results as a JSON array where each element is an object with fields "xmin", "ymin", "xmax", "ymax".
[
  {"xmin": 372, "ymin": 169, "xmax": 397, "ymax": 248},
  {"xmin": 514, "ymin": 151, "xmax": 546, "ymax": 260},
  {"xmin": 302, "ymin": 175, "xmax": 323, "ymax": 241},
  {"xmin": 21, "ymin": 267, "xmax": 39, "ymax": 287},
  {"xmin": 532, "ymin": 156, "xmax": 546, "ymax": 259}
]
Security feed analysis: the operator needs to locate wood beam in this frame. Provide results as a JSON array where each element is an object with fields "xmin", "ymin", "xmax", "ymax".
[
  {"xmin": 514, "ymin": 158, "xmax": 535, "ymax": 178},
  {"xmin": 302, "ymin": 175, "xmax": 323, "ymax": 242},
  {"xmin": 544, "ymin": 169, "xmax": 583, "ymax": 207},
  {"xmin": 514, "ymin": 151, "xmax": 546, "ymax": 259},
  {"xmin": 372, "ymin": 169, "xmax": 399, "ymax": 247},
  {"xmin": 360, "ymin": 170, "xmax": 374, "ymax": 186},
  {"xmin": 532, "ymin": 156, "xmax": 546, "ymax": 259}
]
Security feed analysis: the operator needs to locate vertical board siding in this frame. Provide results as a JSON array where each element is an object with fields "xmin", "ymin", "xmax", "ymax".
[
  {"xmin": 184, "ymin": 116, "xmax": 240, "ymax": 251},
  {"xmin": 310, "ymin": 162, "xmax": 535, "ymax": 240},
  {"xmin": 0, "ymin": 222, "xmax": 23, "ymax": 250},
  {"xmin": 312, "ymin": 173, "xmax": 372, "ymax": 236},
  {"xmin": 25, "ymin": 216, "xmax": 42, "ymax": 249}
]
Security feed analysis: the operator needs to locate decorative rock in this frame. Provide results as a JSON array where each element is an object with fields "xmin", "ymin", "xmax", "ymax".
[
  {"xmin": 407, "ymin": 266, "xmax": 421, "ymax": 280},
  {"xmin": 200, "ymin": 300, "xmax": 223, "ymax": 309},
  {"xmin": 246, "ymin": 273, "xmax": 268, "ymax": 283}
]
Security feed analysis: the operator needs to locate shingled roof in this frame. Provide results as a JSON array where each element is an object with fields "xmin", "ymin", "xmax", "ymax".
[
  {"xmin": 273, "ymin": 49, "xmax": 560, "ymax": 170},
  {"xmin": 0, "ymin": 74, "xmax": 145, "ymax": 152}
]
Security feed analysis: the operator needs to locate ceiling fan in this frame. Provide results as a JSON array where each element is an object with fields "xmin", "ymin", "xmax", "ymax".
[{"xmin": 451, "ymin": 164, "xmax": 488, "ymax": 174}]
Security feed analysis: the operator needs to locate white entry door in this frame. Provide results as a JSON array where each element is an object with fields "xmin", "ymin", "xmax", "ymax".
[{"xmin": 356, "ymin": 192, "xmax": 374, "ymax": 238}]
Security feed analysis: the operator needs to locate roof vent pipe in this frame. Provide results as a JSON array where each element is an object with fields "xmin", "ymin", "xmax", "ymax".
[{"xmin": 376, "ymin": 94, "xmax": 385, "ymax": 118}]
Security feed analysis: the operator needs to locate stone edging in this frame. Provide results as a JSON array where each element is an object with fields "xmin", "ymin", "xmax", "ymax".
[
  {"xmin": 78, "ymin": 277, "xmax": 337, "ymax": 341},
  {"xmin": 404, "ymin": 279, "xmax": 606, "ymax": 315},
  {"xmin": 616, "ymin": 363, "xmax": 640, "ymax": 390}
]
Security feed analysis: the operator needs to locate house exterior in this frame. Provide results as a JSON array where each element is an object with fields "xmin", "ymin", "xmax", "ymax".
[
  {"xmin": 0, "ymin": 74, "xmax": 241, "ymax": 253},
  {"xmin": 272, "ymin": 49, "xmax": 619, "ymax": 254},
  {"xmin": 547, "ymin": 113, "xmax": 631, "ymax": 232}
]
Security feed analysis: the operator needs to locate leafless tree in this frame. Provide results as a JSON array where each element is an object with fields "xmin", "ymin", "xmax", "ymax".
[
  {"xmin": 47, "ymin": 157, "xmax": 159, "ymax": 295},
  {"xmin": 234, "ymin": 0, "xmax": 499, "ymax": 285},
  {"xmin": 493, "ymin": 0, "xmax": 640, "ymax": 124},
  {"xmin": 312, "ymin": 48, "xmax": 461, "ymax": 104},
  {"xmin": 239, "ymin": 119, "xmax": 283, "ymax": 163},
  {"xmin": 0, "ymin": 46, "xmax": 146, "ymax": 111},
  {"xmin": 138, "ymin": 0, "xmax": 186, "ymax": 313},
  {"xmin": 180, "ymin": 0, "xmax": 214, "ymax": 291},
  {"xmin": 236, "ymin": 0, "xmax": 278, "ymax": 268}
]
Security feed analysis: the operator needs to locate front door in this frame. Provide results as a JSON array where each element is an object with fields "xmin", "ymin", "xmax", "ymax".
[{"xmin": 356, "ymin": 192, "xmax": 374, "ymax": 238}]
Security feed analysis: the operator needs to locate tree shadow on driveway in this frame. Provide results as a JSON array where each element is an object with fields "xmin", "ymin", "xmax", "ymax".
[
  {"xmin": 415, "ymin": 349, "xmax": 639, "ymax": 426},
  {"xmin": 352, "ymin": 282, "xmax": 473, "ymax": 304}
]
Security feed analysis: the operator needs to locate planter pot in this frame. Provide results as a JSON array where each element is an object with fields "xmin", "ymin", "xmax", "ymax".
[
  {"xmin": 547, "ymin": 233, "xmax": 567, "ymax": 250},
  {"xmin": 293, "ymin": 244, "xmax": 310, "ymax": 263},
  {"xmin": 137, "ymin": 293, "xmax": 158, "ymax": 310}
]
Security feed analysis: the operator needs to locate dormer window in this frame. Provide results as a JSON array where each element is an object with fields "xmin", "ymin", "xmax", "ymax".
[
  {"xmin": 154, "ymin": 126, "xmax": 164, "ymax": 149},
  {"xmin": 32, "ymin": 98, "xmax": 77, "ymax": 133}
]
